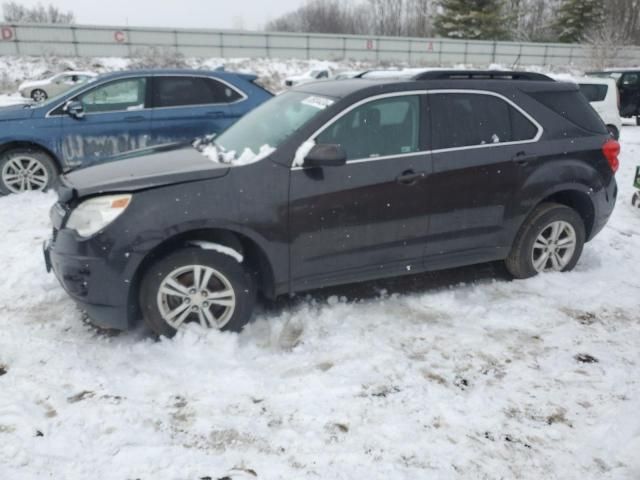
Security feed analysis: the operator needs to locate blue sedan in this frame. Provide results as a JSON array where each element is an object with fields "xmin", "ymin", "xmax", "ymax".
[{"xmin": 0, "ymin": 68, "xmax": 272, "ymax": 194}]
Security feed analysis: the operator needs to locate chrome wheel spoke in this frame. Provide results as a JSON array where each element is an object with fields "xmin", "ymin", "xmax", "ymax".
[
  {"xmin": 163, "ymin": 278, "xmax": 190, "ymax": 297},
  {"xmin": 201, "ymin": 307, "xmax": 217, "ymax": 328},
  {"xmin": 166, "ymin": 302, "xmax": 190, "ymax": 322},
  {"xmin": 557, "ymin": 237, "xmax": 575, "ymax": 249},
  {"xmin": 550, "ymin": 222, "xmax": 562, "ymax": 242},
  {"xmin": 533, "ymin": 240, "xmax": 548, "ymax": 250},
  {"xmin": 199, "ymin": 268, "xmax": 213, "ymax": 291},
  {"xmin": 534, "ymin": 251, "xmax": 551, "ymax": 271}
]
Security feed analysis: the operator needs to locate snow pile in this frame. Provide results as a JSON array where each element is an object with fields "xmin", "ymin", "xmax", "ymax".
[
  {"xmin": 0, "ymin": 129, "xmax": 639, "ymax": 478},
  {"xmin": 202, "ymin": 143, "xmax": 276, "ymax": 166}
]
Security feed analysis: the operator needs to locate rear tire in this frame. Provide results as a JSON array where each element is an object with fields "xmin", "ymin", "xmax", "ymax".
[
  {"xmin": 505, "ymin": 203, "xmax": 585, "ymax": 279},
  {"xmin": 139, "ymin": 247, "xmax": 256, "ymax": 338},
  {"xmin": 607, "ymin": 125, "xmax": 620, "ymax": 140},
  {"xmin": 0, "ymin": 148, "xmax": 58, "ymax": 195},
  {"xmin": 30, "ymin": 89, "xmax": 48, "ymax": 102}
]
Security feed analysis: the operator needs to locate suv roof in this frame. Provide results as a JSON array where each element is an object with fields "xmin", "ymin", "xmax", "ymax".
[{"xmin": 294, "ymin": 70, "xmax": 570, "ymax": 100}]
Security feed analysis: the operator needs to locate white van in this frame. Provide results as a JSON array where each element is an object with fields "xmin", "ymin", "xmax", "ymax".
[{"xmin": 576, "ymin": 76, "xmax": 622, "ymax": 140}]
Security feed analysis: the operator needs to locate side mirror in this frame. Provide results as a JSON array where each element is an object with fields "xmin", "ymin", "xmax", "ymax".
[
  {"xmin": 304, "ymin": 144, "xmax": 347, "ymax": 168},
  {"xmin": 64, "ymin": 100, "xmax": 85, "ymax": 119}
]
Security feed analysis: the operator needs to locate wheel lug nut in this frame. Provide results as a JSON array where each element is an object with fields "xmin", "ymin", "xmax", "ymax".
[
  {"xmin": 201, "ymin": 291, "xmax": 208, "ymax": 298},
  {"xmin": 192, "ymin": 306, "xmax": 199, "ymax": 312},
  {"xmin": 203, "ymin": 302, "xmax": 209, "ymax": 308},
  {"xmin": 189, "ymin": 289, "xmax": 197, "ymax": 295}
]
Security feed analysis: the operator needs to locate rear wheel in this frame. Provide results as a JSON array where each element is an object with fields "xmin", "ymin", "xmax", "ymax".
[
  {"xmin": 139, "ymin": 247, "xmax": 256, "ymax": 338},
  {"xmin": 505, "ymin": 203, "xmax": 586, "ymax": 279},
  {"xmin": 30, "ymin": 89, "xmax": 47, "ymax": 102},
  {"xmin": 0, "ymin": 148, "xmax": 57, "ymax": 195}
]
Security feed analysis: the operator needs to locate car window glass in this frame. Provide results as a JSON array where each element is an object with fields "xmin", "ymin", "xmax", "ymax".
[
  {"xmin": 316, "ymin": 95, "xmax": 420, "ymax": 160},
  {"xmin": 79, "ymin": 78, "xmax": 147, "ymax": 113},
  {"xmin": 530, "ymin": 90, "xmax": 608, "ymax": 134},
  {"xmin": 430, "ymin": 93, "xmax": 538, "ymax": 150},
  {"xmin": 153, "ymin": 76, "xmax": 242, "ymax": 108},
  {"xmin": 579, "ymin": 84, "xmax": 608, "ymax": 102},
  {"xmin": 621, "ymin": 73, "xmax": 639, "ymax": 86}
]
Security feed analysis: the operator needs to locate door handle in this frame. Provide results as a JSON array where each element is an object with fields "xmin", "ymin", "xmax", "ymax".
[
  {"xmin": 396, "ymin": 170, "xmax": 426, "ymax": 185},
  {"xmin": 513, "ymin": 151, "xmax": 538, "ymax": 166},
  {"xmin": 125, "ymin": 116, "xmax": 146, "ymax": 123}
]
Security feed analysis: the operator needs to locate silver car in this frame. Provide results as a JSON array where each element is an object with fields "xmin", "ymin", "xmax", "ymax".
[{"xmin": 19, "ymin": 71, "xmax": 97, "ymax": 102}]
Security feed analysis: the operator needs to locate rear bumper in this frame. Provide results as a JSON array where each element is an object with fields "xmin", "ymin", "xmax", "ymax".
[
  {"xmin": 44, "ymin": 230, "xmax": 134, "ymax": 331},
  {"xmin": 588, "ymin": 176, "xmax": 618, "ymax": 241}
]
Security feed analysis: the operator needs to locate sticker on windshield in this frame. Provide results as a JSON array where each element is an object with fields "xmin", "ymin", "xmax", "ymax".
[{"xmin": 302, "ymin": 96, "xmax": 334, "ymax": 110}]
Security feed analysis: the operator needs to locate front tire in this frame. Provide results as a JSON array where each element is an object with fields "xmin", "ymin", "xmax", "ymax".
[
  {"xmin": 31, "ymin": 89, "xmax": 48, "ymax": 102},
  {"xmin": 139, "ymin": 247, "xmax": 256, "ymax": 338},
  {"xmin": 505, "ymin": 203, "xmax": 586, "ymax": 279},
  {"xmin": 0, "ymin": 148, "xmax": 57, "ymax": 195}
]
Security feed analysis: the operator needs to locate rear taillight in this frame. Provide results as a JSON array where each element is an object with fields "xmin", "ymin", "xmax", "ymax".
[{"xmin": 603, "ymin": 139, "xmax": 620, "ymax": 173}]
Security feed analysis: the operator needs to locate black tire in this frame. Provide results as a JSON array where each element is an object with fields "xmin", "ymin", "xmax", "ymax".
[
  {"xmin": 636, "ymin": 116, "xmax": 640, "ymax": 126},
  {"xmin": 607, "ymin": 125, "xmax": 620, "ymax": 140},
  {"xmin": 0, "ymin": 148, "xmax": 58, "ymax": 195},
  {"xmin": 505, "ymin": 203, "xmax": 586, "ymax": 279},
  {"xmin": 139, "ymin": 247, "xmax": 256, "ymax": 338},
  {"xmin": 30, "ymin": 89, "xmax": 48, "ymax": 102}
]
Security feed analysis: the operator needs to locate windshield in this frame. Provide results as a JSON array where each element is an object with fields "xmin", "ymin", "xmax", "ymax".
[{"xmin": 215, "ymin": 91, "xmax": 335, "ymax": 157}]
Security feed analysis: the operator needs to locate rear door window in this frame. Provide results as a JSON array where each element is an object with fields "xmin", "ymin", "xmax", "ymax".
[
  {"xmin": 429, "ymin": 92, "xmax": 539, "ymax": 150},
  {"xmin": 152, "ymin": 76, "xmax": 243, "ymax": 108},
  {"xmin": 316, "ymin": 95, "xmax": 421, "ymax": 160},
  {"xmin": 579, "ymin": 83, "xmax": 608, "ymax": 102}
]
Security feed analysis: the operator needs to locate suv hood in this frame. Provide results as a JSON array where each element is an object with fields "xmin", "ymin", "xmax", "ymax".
[{"xmin": 60, "ymin": 144, "xmax": 230, "ymax": 200}]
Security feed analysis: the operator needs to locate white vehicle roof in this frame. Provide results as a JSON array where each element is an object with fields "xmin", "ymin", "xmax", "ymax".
[{"xmin": 549, "ymin": 74, "xmax": 617, "ymax": 87}]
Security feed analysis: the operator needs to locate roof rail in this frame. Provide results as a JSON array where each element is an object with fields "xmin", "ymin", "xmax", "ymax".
[{"xmin": 412, "ymin": 70, "xmax": 554, "ymax": 81}]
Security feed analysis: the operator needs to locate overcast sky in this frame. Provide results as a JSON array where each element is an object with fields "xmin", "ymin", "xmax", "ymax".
[{"xmin": 12, "ymin": 0, "xmax": 307, "ymax": 30}]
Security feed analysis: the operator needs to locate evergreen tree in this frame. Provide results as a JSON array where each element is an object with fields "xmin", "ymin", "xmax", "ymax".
[
  {"xmin": 434, "ymin": 0, "xmax": 509, "ymax": 40},
  {"xmin": 552, "ymin": 0, "xmax": 605, "ymax": 43}
]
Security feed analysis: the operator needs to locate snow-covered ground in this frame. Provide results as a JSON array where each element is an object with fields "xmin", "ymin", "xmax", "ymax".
[{"xmin": 1, "ymin": 95, "xmax": 640, "ymax": 480}]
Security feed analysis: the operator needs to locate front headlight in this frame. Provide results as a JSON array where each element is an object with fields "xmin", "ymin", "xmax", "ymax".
[{"xmin": 66, "ymin": 194, "xmax": 132, "ymax": 238}]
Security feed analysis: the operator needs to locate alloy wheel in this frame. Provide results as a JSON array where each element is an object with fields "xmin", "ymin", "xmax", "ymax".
[
  {"xmin": 156, "ymin": 265, "xmax": 236, "ymax": 330},
  {"xmin": 31, "ymin": 90, "xmax": 47, "ymax": 102},
  {"xmin": 531, "ymin": 221, "xmax": 577, "ymax": 273},
  {"xmin": 1, "ymin": 156, "xmax": 50, "ymax": 193}
]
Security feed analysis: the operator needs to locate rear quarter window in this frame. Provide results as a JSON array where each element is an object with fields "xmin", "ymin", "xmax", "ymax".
[
  {"xmin": 578, "ymin": 83, "xmax": 608, "ymax": 102},
  {"xmin": 530, "ymin": 90, "xmax": 608, "ymax": 134}
]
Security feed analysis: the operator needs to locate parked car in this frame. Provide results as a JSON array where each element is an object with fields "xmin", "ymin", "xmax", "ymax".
[
  {"xmin": 44, "ymin": 70, "xmax": 619, "ymax": 337},
  {"xmin": 19, "ymin": 71, "xmax": 97, "ymax": 102},
  {"xmin": 284, "ymin": 68, "xmax": 331, "ymax": 87},
  {"xmin": 0, "ymin": 68, "xmax": 272, "ymax": 194},
  {"xmin": 574, "ymin": 76, "xmax": 622, "ymax": 139},
  {"xmin": 588, "ymin": 69, "xmax": 640, "ymax": 125}
]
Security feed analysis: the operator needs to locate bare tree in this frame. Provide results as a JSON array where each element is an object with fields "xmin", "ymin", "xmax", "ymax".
[{"xmin": 3, "ymin": 2, "xmax": 75, "ymax": 23}]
